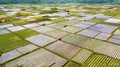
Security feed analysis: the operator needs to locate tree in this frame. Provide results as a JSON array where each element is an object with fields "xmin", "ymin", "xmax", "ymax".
[{"xmin": 0, "ymin": 0, "xmax": 120, "ymax": 4}]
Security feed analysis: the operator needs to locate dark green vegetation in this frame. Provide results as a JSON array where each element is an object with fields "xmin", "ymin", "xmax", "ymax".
[
  {"xmin": 87, "ymin": 18, "xmax": 105, "ymax": 23},
  {"xmin": 65, "ymin": 62, "xmax": 81, "ymax": 67},
  {"xmin": 40, "ymin": 8, "xmax": 58, "ymax": 14},
  {"xmin": 0, "ymin": 33, "xmax": 29, "ymax": 53},
  {"xmin": 0, "ymin": 10, "xmax": 6, "ymax": 15},
  {"xmin": 15, "ymin": 29, "xmax": 39, "ymax": 38},
  {"xmin": 0, "ymin": 0, "xmax": 120, "ymax": 4},
  {"xmin": 0, "ymin": 29, "xmax": 39, "ymax": 53},
  {"xmin": 12, "ymin": 21, "xmax": 30, "ymax": 26}
]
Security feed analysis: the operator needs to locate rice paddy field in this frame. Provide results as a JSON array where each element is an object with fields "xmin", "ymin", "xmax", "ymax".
[{"xmin": 0, "ymin": 4, "xmax": 120, "ymax": 67}]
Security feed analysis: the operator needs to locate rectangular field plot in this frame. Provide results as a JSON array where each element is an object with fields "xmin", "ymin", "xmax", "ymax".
[
  {"xmin": 93, "ymin": 42, "xmax": 120, "ymax": 59},
  {"xmin": 0, "ymin": 33, "xmax": 20, "ymax": 43},
  {"xmin": 60, "ymin": 26, "xmax": 83, "ymax": 33},
  {"xmin": 44, "ymin": 30, "xmax": 69, "ymax": 39},
  {"xmin": 0, "ymin": 50, "xmax": 21, "ymax": 63},
  {"xmin": 7, "ymin": 26, "xmax": 25, "ymax": 32},
  {"xmin": 77, "ymin": 29, "xmax": 100, "ymax": 38},
  {"xmin": 46, "ymin": 41, "xmax": 81, "ymax": 59},
  {"xmin": 23, "ymin": 23, "xmax": 39, "ymax": 28},
  {"xmin": 89, "ymin": 24, "xmax": 118, "ymax": 33},
  {"xmin": 6, "ymin": 49, "xmax": 67, "ymax": 67},
  {"xmin": 60, "ymin": 21, "xmax": 80, "ymax": 25},
  {"xmin": 87, "ymin": 18, "xmax": 105, "ymax": 23},
  {"xmin": 80, "ymin": 22, "xmax": 96, "ymax": 25},
  {"xmin": 11, "ymin": 21, "xmax": 30, "ymax": 26},
  {"xmin": 0, "ymin": 33, "xmax": 22, "ymax": 45},
  {"xmin": 73, "ymin": 23, "xmax": 91, "ymax": 28},
  {"xmin": 62, "ymin": 34, "xmax": 92, "ymax": 47},
  {"xmin": 31, "ymin": 26, "xmax": 55, "ymax": 33},
  {"xmin": 84, "ymin": 53, "xmax": 120, "ymax": 67},
  {"xmin": 15, "ymin": 29, "xmax": 40, "ymax": 38},
  {"xmin": 72, "ymin": 49, "xmax": 93, "ymax": 63},
  {"xmin": 95, "ymin": 32, "xmax": 111, "ymax": 40},
  {"xmin": 26, "ymin": 34, "xmax": 56, "ymax": 46},
  {"xmin": 47, "ymin": 23, "xmax": 66, "ymax": 29},
  {"xmin": 0, "ymin": 40, "xmax": 30, "ymax": 53},
  {"xmin": 84, "ymin": 39, "xmax": 104, "ymax": 50},
  {"xmin": 108, "ymin": 35, "xmax": 120, "ymax": 45},
  {"xmin": 16, "ymin": 44, "xmax": 39, "ymax": 54}
]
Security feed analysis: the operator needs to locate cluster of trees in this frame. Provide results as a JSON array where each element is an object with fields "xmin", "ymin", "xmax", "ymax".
[
  {"xmin": 79, "ymin": 0, "xmax": 120, "ymax": 4},
  {"xmin": 0, "ymin": 0, "xmax": 120, "ymax": 4}
]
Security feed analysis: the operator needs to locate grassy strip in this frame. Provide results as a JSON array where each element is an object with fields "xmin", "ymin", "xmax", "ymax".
[
  {"xmin": 0, "ymin": 40, "xmax": 29, "ymax": 53},
  {"xmin": 15, "ymin": 29, "xmax": 40, "ymax": 38}
]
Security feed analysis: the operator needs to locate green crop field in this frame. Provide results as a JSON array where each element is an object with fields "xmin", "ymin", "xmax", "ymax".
[{"xmin": 0, "ymin": 3, "xmax": 120, "ymax": 67}]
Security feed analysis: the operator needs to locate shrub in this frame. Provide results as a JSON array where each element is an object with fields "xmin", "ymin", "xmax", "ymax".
[
  {"xmin": 12, "ymin": 20, "xmax": 30, "ymax": 26},
  {"xmin": 0, "ymin": 10, "xmax": 6, "ymax": 15},
  {"xmin": 31, "ymin": 5, "xmax": 38, "ymax": 10},
  {"xmin": 30, "ymin": 15, "xmax": 42, "ymax": 19},
  {"xmin": 40, "ymin": 8, "xmax": 58, "ymax": 14},
  {"xmin": 16, "ymin": 11, "xmax": 33, "ymax": 17},
  {"xmin": 0, "ymin": 14, "xmax": 16, "ymax": 23},
  {"xmin": 51, "ymin": 7, "xmax": 58, "ymax": 11},
  {"xmin": 34, "ymin": 17, "xmax": 50, "ymax": 22}
]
